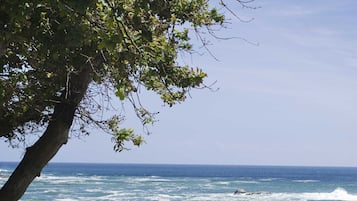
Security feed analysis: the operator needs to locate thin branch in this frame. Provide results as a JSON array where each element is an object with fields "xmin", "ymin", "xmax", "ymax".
[
  {"xmin": 235, "ymin": 0, "xmax": 261, "ymax": 9},
  {"xmin": 194, "ymin": 27, "xmax": 220, "ymax": 61},
  {"xmin": 64, "ymin": 66, "xmax": 73, "ymax": 100},
  {"xmin": 197, "ymin": 80, "xmax": 220, "ymax": 92},
  {"xmin": 220, "ymin": 0, "xmax": 255, "ymax": 23},
  {"xmin": 206, "ymin": 26, "xmax": 259, "ymax": 46},
  {"xmin": 0, "ymin": 74, "xmax": 10, "ymax": 77},
  {"xmin": 76, "ymin": 107, "xmax": 108, "ymax": 132},
  {"xmin": 80, "ymin": 53, "xmax": 102, "ymax": 77}
]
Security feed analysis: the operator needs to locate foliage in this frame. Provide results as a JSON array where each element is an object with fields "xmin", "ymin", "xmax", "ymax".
[{"xmin": 0, "ymin": 0, "xmax": 252, "ymax": 151}]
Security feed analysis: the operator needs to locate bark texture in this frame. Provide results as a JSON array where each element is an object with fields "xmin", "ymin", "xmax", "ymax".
[{"xmin": 0, "ymin": 66, "xmax": 92, "ymax": 201}]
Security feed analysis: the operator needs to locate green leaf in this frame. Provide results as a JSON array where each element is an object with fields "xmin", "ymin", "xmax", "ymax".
[{"xmin": 115, "ymin": 86, "xmax": 126, "ymax": 100}]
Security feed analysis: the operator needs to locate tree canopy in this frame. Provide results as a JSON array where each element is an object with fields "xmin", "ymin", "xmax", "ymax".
[
  {"xmin": 0, "ymin": 0, "xmax": 225, "ymax": 148},
  {"xmin": 0, "ymin": 0, "xmax": 255, "ymax": 200}
]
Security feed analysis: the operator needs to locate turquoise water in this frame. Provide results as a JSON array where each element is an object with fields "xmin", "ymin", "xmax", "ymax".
[{"xmin": 1, "ymin": 163, "xmax": 357, "ymax": 200}]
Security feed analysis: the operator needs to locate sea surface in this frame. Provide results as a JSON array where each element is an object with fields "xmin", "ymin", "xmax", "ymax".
[{"xmin": 1, "ymin": 163, "xmax": 357, "ymax": 201}]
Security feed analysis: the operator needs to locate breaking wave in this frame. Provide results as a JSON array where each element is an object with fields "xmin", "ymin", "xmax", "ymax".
[{"xmin": 235, "ymin": 188, "xmax": 357, "ymax": 201}]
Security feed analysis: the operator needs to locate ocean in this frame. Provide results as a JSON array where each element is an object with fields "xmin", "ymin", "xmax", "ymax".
[{"xmin": 1, "ymin": 163, "xmax": 357, "ymax": 201}]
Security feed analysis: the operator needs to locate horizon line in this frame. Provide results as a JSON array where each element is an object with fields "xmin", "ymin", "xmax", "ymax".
[{"xmin": 2, "ymin": 161, "xmax": 357, "ymax": 169}]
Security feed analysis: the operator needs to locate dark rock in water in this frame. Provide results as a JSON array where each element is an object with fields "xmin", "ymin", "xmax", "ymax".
[
  {"xmin": 234, "ymin": 188, "xmax": 247, "ymax": 194},
  {"xmin": 233, "ymin": 188, "xmax": 271, "ymax": 195}
]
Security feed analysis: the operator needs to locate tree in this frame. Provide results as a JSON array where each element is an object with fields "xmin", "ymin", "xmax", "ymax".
[{"xmin": 0, "ymin": 0, "xmax": 255, "ymax": 200}]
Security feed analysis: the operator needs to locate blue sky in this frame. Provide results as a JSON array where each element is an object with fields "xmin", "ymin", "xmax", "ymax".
[{"xmin": 2, "ymin": 0, "xmax": 357, "ymax": 167}]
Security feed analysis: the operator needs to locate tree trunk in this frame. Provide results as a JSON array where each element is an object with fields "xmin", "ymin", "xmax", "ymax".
[
  {"xmin": 0, "ymin": 103, "xmax": 76, "ymax": 200},
  {"xmin": 0, "ymin": 66, "xmax": 92, "ymax": 201}
]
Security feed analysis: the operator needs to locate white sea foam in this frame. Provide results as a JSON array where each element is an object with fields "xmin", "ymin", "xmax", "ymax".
[
  {"xmin": 233, "ymin": 188, "xmax": 357, "ymax": 201},
  {"xmin": 147, "ymin": 193, "xmax": 183, "ymax": 201},
  {"xmin": 233, "ymin": 180, "xmax": 260, "ymax": 184},
  {"xmin": 0, "ymin": 168, "xmax": 10, "ymax": 173},
  {"xmin": 0, "ymin": 168, "xmax": 10, "ymax": 180},
  {"xmin": 35, "ymin": 174, "xmax": 107, "ymax": 186},
  {"xmin": 43, "ymin": 189, "xmax": 59, "ymax": 193},
  {"xmin": 36, "ymin": 175, "xmax": 87, "ymax": 184},
  {"xmin": 0, "ymin": 170, "xmax": 9, "ymax": 182},
  {"xmin": 259, "ymin": 178, "xmax": 280, "ymax": 182},
  {"xmin": 216, "ymin": 181, "xmax": 231, "ymax": 185},
  {"xmin": 293, "ymin": 179, "xmax": 320, "ymax": 183},
  {"xmin": 84, "ymin": 188, "xmax": 103, "ymax": 193},
  {"xmin": 128, "ymin": 176, "xmax": 172, "ymax": 183},
  {"xmin": 300, "ymin": 187, "xmax": 357, "ymax": 201},
  {"xmin": 14, "ymin": 171, "xmax": 357, "ymax": 201},
  {"xmin": 23, "ymin": 188, "xmax": 356, "ymax": 201}
]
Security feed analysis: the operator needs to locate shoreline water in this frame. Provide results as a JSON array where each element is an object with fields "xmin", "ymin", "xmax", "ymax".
[{"xmin": 1, "ymin": 162, "xmax": 357, "ymax": 200}]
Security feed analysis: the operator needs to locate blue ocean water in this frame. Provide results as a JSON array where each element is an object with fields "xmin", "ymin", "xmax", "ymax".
[{"xmin": 1, "ymin": 163, "xmax": 357, "ymax": 201}]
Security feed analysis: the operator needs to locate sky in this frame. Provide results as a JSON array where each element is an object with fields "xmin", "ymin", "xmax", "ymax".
[{"xmin": 2, "ymin": 0, "xmax": 357, "ymax": 167}]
